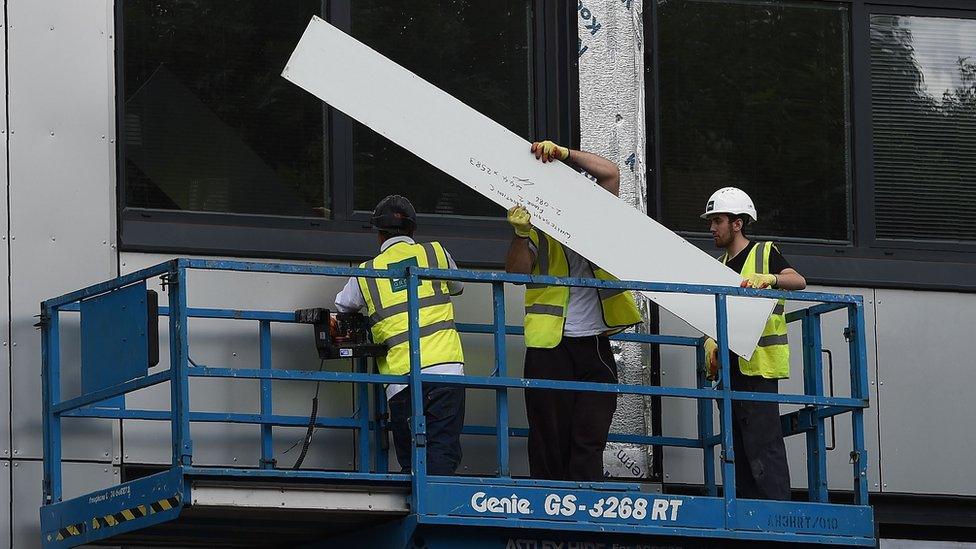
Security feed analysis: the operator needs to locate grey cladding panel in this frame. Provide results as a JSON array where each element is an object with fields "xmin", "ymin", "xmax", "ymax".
[
  {"xmin": 8, "ymin": 2, "xmax": 117, "ymax": 460},
  {"xmin": 0, "ymin": 461, "xmax": 9, "ymax": 549},
  {"xmin": 13, "ymin": 460, "xmax": 117, "ymax": 549},
  {"xmin": 876, "ymin": 289, "xmax": 975, "ymax": 496},
  {"xmin": 0, "ymin": 6, "xmax": 10, "ymax": 460},
  {"xmin": 779, "ymin": 287, "xmax": 880, "ymax": 492},
  {"xmin": 120, "ymin": 254, "xmax": 355, "ymax": 468}
]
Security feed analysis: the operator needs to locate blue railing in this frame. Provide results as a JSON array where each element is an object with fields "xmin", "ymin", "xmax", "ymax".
[{"xmin": 39, "ymin": 258, "xmax": 872, "ymax": 546}]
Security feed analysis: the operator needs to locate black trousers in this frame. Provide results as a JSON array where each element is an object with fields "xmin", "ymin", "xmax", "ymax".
[
  {"xmin": 729, "ymin": 365, "xmax": 791, "ymax": 500},
  {"xmin": 388, "ymin": 384, "xmax": 465, "ymax": 475},
  {"xmin": 524, "ymin": 335, "xmax": 618, "ymax": 481}
]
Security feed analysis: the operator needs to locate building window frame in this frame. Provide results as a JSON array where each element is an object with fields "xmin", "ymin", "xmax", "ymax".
[
  {"xmin": 646, "ymin": 0, "xmax": 976, "ymax": 291},
  {"xmin": 116, "ymin": 0, "xmax": 580, "ymax": 266}
]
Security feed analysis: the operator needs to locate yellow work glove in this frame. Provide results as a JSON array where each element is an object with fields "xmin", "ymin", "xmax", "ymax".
[
  {"xmin": 507, "ymin": 205, "xmax": 532, "ymax": 238},
  {"xmin": 740, "ymin": 273, "xmax": 777, "ymax": 289},
  {"xmin": 531, "ymin": 140, "xmax": 570, "ymax": 163},
  {"xmin": 703, "ymin": 337, "xmax": 719, "ymax": 381}
]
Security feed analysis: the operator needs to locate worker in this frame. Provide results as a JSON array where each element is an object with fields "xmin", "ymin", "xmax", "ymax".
[
  {"xmin": 701, "ymin": 187, "xmax": 806, "ymax": 500},
  {"xmin": 334, "ymin": 194, "xmax": 466, "ymax": 475},
  {"xmin": 505, "ymin": 140, "xmax": 642, "ymax": 481}
]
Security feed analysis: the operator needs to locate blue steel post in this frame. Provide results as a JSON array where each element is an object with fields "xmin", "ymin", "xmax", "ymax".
[
  {"xmin": 848, "ymin": 303, "xmax": 870, "ymax": 505},
  {"xmin": 715, "ymin": 294, "xmax": 736, "ymax": 527},
  {"xmin": 406, "ymin": 270, "xmax": 427, "ymax": 512},
  {"xmin": 168, "ymin": 265, "xmax": 193, "ymax": 466},
  {"xmin": 41, "ymin": 306, "xmax": 62, "ymax": 503},
  {"xmin": 696, "ymin": 340, "xmax": 716, "ymax": 496},
  {"xmin": 373, "ymin": 374, "xmax": 390, "ymax": 473},
  {"xmin": 492, "ymin": 282, "xmax": 509, "ymax": 477},
  {"xmin": 801, "ymin": 312, "xmax": 829, "ymax": 502},
  {"xmin": 259, "ymin": 320, "xmax": 274, "ymax": 468},
  {"xmin": 356, "ymin": 356, "xmax": 370, "ymax": 473}
]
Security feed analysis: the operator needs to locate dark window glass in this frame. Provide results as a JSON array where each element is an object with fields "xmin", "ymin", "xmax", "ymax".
[
  {"xmin": 124, "ymin": 1, "xmax": 327, "ymax": 218},
  {"xmin": 658, "ymin": 0, "xmax": 851, "ymax": 241},
  {"xmin": 871, "ymin": 14, "xmax": 976, "ymax": 243},
  {"xmin": 349, "ymin": 0, "xmax": 532, "ymax": 217}
]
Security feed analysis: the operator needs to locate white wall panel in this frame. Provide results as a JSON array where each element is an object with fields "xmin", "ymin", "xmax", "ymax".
[
  {"xmin": 876, "ymin": 289, "xmax": 975, "ymax": 495},
  {"xmin": 779, "ymin": 287, "xmax": 880, "ymax": 492},
  {"xmin": 0, "ymin": 461, "xmax": 10, "ymax": 549},
  {"xmin": 0, "ymin": 5, "xmax": 11, "ymax": 461},
  {"xmin": 13, "ymin": 460, "xmax": 117, "ymax": 549},
  {"xmin": 8, "ymin": 1, "xmax": 117, "ymax": 460},
  {"xmin": 120, "ymin": 253, "xmax": 353, "ymax": 468}
]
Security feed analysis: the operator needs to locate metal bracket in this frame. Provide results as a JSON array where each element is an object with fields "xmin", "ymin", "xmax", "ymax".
[
  {"xmin": 160, "ymin": 273, "xmax": 176, "ymax": 292},
  {"xmin": 259, "ymin": 457, "xmax": 277, "ymax": 468},
  {"xmin": 849, "ymin": 450, "xmax": 860, "ymax": 464},
  {"xmin": 33, "ymin": 310, "xmax": 50, "ymax": 329},
  {"xmin": 415, "ymin": 433, "xmax": 427, "ymax": 447},
  {"xmin": 843, "ymin": 327, "xmax": 853, "ymax": 343}
]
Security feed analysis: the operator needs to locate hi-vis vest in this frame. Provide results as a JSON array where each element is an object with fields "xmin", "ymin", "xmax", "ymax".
[
  {"xmin": 524, "ymin": 230, "xmax": 642, "ymax": 348},
  {"xmin": 722, "ymin": 241, "xmax": 790, "ymax": 379},
  {"xmin": 358, "ymin": 241, "xmax": 464, "ymax": 376}
]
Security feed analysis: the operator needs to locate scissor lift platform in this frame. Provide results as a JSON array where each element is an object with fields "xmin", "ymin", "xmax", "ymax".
[{"xmin": 39, "ymin": 259, "xmax": 876, "ymax": 548}]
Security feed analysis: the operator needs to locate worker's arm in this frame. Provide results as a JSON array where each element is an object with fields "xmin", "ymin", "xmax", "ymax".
[
  {"xmin": 505, "ymin": 205, "xmax": 536, "ymax": 274},
  {"xmin": 506, "ymin": 235, "xmax": 536, "ymax": 274},
  {"xmin": 334, "ymin": 277, "xmax": 365, "ymax": 312},
  {"xmin": 445, "ymin": 251, "xmax": 464, "ymax": 296},
  {"xmin": 773, "ymin": 268, "xmax": 806, "ymax": 291},
  {"xmin": 531, "ymin": 141, "xmax": 621, "ymax": 196}
]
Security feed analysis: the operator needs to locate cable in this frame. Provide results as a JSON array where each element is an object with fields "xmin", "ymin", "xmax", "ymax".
[{"xmin": 284, "ymin": 359, "xmax": 326, "ymax": 469}]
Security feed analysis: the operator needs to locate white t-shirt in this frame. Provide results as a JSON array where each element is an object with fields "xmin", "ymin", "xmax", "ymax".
[{"xmin": 528, "ymin": 241, "xmax": 608, "ymax": 338}]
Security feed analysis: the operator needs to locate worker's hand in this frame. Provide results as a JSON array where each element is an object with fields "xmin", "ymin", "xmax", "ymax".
[
  {"xmin": 531, "ymin": 140, "xmax": 570, "ymax": 163},
  {"xmin": 704, "ymin": 337, "xmax": 719, "ymax": 381},
  {"xmin": 507, "ymin": 205, "xmax": 532, "ymax": 238},
  {"xmin": 741, "ymin": 273, "xmax": 777, "ymax": 289}
]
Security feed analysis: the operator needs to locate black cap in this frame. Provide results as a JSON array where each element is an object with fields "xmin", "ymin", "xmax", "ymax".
[{"xmin": 371, "ymin": 195, "xmax": 417, "ymax": 234}]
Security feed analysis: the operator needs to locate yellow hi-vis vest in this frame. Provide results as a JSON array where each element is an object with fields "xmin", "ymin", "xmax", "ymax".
[
  {"xmin": 722, "ymin": 241, "xmax": 790, "ymax": 379},
  {"xmin": 523, "ymin": 230, "xmax": 642, "ymax": 349},
  {"xmin": 357, "ymin": 241, "xmax": 464, "ymax": 376}
]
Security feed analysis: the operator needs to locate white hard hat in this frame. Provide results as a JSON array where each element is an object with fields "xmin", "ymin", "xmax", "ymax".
[{"xmin": 701, "ymin": 187, "xmax": 757, "ymax": 223}]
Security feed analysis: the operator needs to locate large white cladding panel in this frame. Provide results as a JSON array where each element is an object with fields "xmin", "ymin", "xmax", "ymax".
[
  {"xmin": 8, "ymin": 1, "xmax": 117, "ymax": 460},
  {"xmin": 876, "ymin": 289, "xmax": 975, "ymax": 496},
  {"xmin": 282, "ymin": 17, "xmax": 775, "ymax": 359},
  {"xmin": 659, "ymin": 287, "xmax": 880, "ymax": 493}
]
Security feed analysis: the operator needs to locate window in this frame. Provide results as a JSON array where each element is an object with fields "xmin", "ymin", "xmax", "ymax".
[
  {"xmin": 349, "ymin": 1, "xmax": 532, "ymax": 218},
  {"xmin": 123, "ymin": 1, "xmax": 327, "ymax": 217},
  {"xmin": 656, "ymin": 0, "xmax": 852, "ymax": 242},
  {"xmin": 647, "ymin": 0, "xmax": 976, "ymax": 289},
  {"xmin": 870, "ymin": 14, "xmax": 976, "ymax": 244},
  {"xmin": 119, "ymin": 1, "xmax": 577, "ymax": 261}
]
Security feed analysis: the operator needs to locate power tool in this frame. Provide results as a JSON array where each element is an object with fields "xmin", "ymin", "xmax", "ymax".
[{"xmin": 293, "ymin": 308, "xmax": 387, "ymax": 360}]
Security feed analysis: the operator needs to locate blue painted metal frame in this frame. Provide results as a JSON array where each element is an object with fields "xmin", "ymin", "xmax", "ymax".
[{"xmin": 38, "ymin": 258, "xmax": 873, "ymax": 547}]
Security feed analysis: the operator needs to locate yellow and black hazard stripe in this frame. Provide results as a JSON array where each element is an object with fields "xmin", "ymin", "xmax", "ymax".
[
  {"xmin": 54, "ymin": 522, "xmax": 86, "ymax": 542},
  {"xmin": 91, "ymin": 495, "xmax": 181, "ymax": 531},
  {"xmin": 53, "ymin": 494, "xmax": 181, "ymax": 542}
]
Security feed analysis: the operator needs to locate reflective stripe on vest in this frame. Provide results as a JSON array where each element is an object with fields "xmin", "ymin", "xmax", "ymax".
[
  {"xmin": 358, "ymin": 241, "xmax": 464, "ymax": 376},
  {"xmin": 522, "ymin": 230, "xmax": 642, "ymax": 349},
  {"xmin": 724, "ymin": 241, "xmax": 790, "ymax": 379}
]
